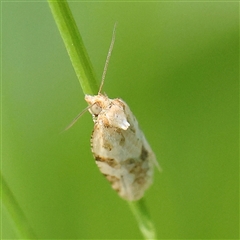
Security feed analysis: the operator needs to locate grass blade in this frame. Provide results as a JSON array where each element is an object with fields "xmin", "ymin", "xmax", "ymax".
[
  {"xmin": 1, "ymin": 172, "xmax": 37, "ymax": 239},
  {"xmin": 128, "ymin": 199, "xmax": 157, "ymax": 239},
  {"xmin": 48, "ymin": 0, "xmax": 98, "ymax": 95},
  {"xmin": 48, "ymin": 1, "xmax": 158, "ymax": 239}
]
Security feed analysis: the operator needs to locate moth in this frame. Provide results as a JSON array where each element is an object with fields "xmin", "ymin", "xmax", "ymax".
[{"xmin": 67, "ymin": 24, "xmax": 160, "ymax": 201}]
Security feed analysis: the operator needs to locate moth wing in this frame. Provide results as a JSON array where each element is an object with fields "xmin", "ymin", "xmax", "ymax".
[
  {"xmin": 141, "ymin": 134, "xmax": 162, "ymax": 172},
  {"xmin": 124, "ymin": 101, "xmax": 161, "ymax": 172},
  {"xmin": 91, "ymin": 99, "xmax": 160, "ymax": 201}
]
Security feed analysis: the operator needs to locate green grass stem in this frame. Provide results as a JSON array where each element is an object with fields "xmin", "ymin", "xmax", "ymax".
[
  {"xmin": 128, "ymin": 199, "xmax": 157, "ymax": 239},
  {"xmin": 48, "ymin": 0, "xmax": 98, "ymax": 95},
  {"xmin": 1, "ymin": 172, "xmax": 37, "ymax": 239},
  {"xmin": 48, "ymin": 0, "xmax": 158, "ymax": 239}
]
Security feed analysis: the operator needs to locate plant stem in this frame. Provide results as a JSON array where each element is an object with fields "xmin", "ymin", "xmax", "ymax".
[
  {"xmin": 48, "ymin": 0, "xmax": 98, "ymax": 95},
  {"xmin": 128, "ymin": 199, "xmax": 157, "ymax": 239},
  {"xmin": 48, "ymin": 0, "xmax": 157, "ymax": 239},
  {"xmin": 1, "ymin": 172, "xmax": 37, "ymax": 239}
]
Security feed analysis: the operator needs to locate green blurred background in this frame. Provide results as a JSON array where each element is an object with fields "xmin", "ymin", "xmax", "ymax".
[{"xmin": 2, "ymin": 1, "xmax": 238, "ymax": 239}]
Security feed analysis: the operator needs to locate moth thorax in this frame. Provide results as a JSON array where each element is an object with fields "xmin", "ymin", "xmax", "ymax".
[{"xmin": 105, "ymin": 104, "xmax": 130, "ymax": 130}]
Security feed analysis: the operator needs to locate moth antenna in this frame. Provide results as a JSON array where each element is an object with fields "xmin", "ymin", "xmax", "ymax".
[
  {"xmin": 98, "ymin": 22, "xmax": 117, "ymax": 94},
  {"xmin": 63, "ymin": 104, "xmax": 94, "ymax": 131}
]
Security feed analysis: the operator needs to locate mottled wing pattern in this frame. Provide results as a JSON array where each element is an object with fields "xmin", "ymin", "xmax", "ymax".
[{"xmin": 90, "ymin": 98, "xmax": 156, "ymax": 201}]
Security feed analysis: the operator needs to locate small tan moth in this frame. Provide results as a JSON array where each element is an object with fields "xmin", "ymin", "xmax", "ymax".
[
  {"xmin": 86, "ymin": 94, "xmax": 160, "ymax": 201},
  {"xmin": 67, "ymin": 24, "xmax": 160, "ymax": 201}
]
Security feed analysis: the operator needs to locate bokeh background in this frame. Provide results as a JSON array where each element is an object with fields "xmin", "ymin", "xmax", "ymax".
[{"xmin": 2, "ymin": 1, "xmax": 238, "ymax": 239}]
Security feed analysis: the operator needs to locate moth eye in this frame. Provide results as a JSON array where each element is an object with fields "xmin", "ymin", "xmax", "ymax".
[{"xmin": 91, "ymin": 104, "xmax": 102, "ymax": 115}]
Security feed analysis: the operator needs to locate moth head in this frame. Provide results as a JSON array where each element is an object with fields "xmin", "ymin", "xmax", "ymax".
[
  {"xmin": 85, "ymin": 94, "xmax": 110, "ymax": 116},
  {"xmin": 90, "ymin": 103, "xmax": 102, "ymax": 116}
]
